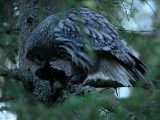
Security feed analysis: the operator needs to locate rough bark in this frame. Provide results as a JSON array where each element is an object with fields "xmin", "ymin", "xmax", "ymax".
[
  {"xmin": 18, "ymin": 0, "xmax": 75, "ymax": 106},
  {"xmin": 18, "ymin": 0, "xmax": 38, "ymax": 86},
  {"xmin": 18, "ymin": 0, "xmax": 53, "ymax": 105}
]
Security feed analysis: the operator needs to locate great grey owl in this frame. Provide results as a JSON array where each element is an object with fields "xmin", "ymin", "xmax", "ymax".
[{"xmin": 25, "ymin": 7, "xmax": 148, "ymax": 88}]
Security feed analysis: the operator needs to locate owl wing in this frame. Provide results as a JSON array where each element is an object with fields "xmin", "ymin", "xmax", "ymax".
[{"xmin": 53, "ymin": 7, "xmax": 148, "ymax": 84}]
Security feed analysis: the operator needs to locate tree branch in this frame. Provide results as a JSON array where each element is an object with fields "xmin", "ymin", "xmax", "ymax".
[
  {"xmin": 84, "ymin": 79, "xmax": 126, "ymax": 88},
  {"xmin": 0, "ymin": 66, "xmax": 22, "ymax": 81},
  {"xmin": 0, "ymin": 97, "xmax": 14, "ymax": 102},
  {"xmin": 84, "ymin": 78, "xmax": 155, "ymax": 91},
  {"xmin": 118, "ymin": 29, "xmax": 156, "ymax": 33}
]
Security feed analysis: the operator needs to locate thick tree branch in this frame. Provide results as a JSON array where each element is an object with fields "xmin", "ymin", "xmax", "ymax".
[
  {"xmin": 0, "ymin": 66, "xmax": 23, "ymax": 102},
  {"xmin": 84, "ymin": 79, "xmax": 126, "ymax": 88},
  {"xmin": 84, "ymin": 78, "xmax": 155, "ymax": 92},
  {"xmin": 0, "ymin": 66, "xmax": 22, "ymax": 81}
]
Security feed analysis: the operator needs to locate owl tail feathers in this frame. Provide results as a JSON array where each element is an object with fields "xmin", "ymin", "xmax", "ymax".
[
  {"xmin": 98, "ymin": 53, "xmax": 150, "ymax": 88},
  {"xmin": 99, "ymin": 58, "xmax": 135, "ymax": 87},
  {"xmin": 127, "ymin": 53, "xmax": 149, "ymax": 80},
  {"xmin": 98, "ymin": 56, "xmax": 149, "ymax": 86}
]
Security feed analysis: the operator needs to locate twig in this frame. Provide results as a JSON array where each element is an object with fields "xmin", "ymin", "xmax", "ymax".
[
  {"xmin": 118, "ymin": 29, "xmax": 156, "ymax": 33},
  {"xmin": 144, "ymin": 0, "xmax": 156, "ymax": 17},
  {"xmin": 120, "ymin": 0, "xmax": 130, "ymax": 21},
  {"xmin": 102, "ymin": 1, "xmax": 119, "ymax": 5},
  {"xmin": 95, "ymin": 0, "xmax": 101, "ymax": 14}
]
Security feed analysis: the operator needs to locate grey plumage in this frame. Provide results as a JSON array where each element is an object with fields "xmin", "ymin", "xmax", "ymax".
[{"xmin": 25, "ymin": 7, "xmax": 148, "ymax": 87}]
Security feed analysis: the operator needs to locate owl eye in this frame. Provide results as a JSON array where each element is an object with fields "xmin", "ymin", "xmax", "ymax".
[{"xmin": 34, "ymin": 55, "xmax": 46, "ymax": 65}]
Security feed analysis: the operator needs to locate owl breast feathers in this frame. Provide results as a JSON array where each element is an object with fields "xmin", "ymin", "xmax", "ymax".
[{"xmin": 25, "ymin": 7, "xmax": 148, "ymax": 87}]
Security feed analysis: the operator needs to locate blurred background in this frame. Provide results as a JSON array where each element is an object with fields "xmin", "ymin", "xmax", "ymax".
[{"xmin": 0, "ymin": 0, "xmax": 160, "ymax": 120}]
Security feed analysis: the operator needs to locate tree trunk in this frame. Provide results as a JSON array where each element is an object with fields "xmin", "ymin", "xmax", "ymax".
[
  {"xmin": 19, "ymin": 0, "xmax": 38, "ymax": 89},
  {"xmin": 18, "ymin": 0, "xmax": 73, "ymax": 106}
]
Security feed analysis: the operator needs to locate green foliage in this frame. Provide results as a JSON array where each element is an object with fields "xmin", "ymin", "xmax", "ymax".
[{"xmin": 1, "ymin": 80, "xmax": 160, "ymax": 120}]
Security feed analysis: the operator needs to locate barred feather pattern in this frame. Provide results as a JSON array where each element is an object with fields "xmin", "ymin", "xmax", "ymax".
[{"xmin": 26, "ymin": 7, "xmax": 148, "ymax": 87}]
